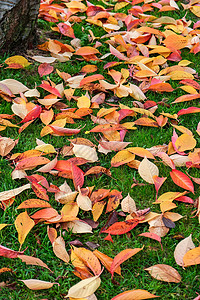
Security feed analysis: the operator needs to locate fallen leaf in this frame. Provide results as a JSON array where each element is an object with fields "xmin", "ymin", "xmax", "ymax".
[
  {"xmin": 174, "ymin": 235, "xmax": 195, "ymax": 266},
  {"xmin": 67, "ymin": 276, "xmax": 101, "ymax": 298},
  {"xmin": 111, "ymin": 247, "xmax": 143, "ymax": 277},
  {"xmin": 138, "ymin": 157, "xmax": 159, "ymax": 184},
  {"xmin": 20, "ymin": 279, "xmax": 58, "ymax": 290},
  {"xmin": 145, "ymin": 264, "xmax": 181, "ymax": 283},
  {"xmin": 111, "ymin": 289, "xmax": 159, "ymax": 300},
  {"xmin": 14, "ymin": 211, "xmax": 35, "ymax": 245}
]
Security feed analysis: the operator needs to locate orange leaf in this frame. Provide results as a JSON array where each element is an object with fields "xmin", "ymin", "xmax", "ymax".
[
  {"xmin": 93, "ymin": 250, "xmax": 121, "ymax": 275},
  {"xmin": 80, "ymin": 65, "xmax": 98, "ymax": 73},
  {"xmin": 183, "ymin": 246, "xmax": 200, "ymax": 267},
  {"xmin": 75, "ymin": 46, "xmax": 100, "ymax": 56},
  {"xmin": 111, "ymin": 247, "xmax": 143, "ymax": 277},
  {"xmin": 111, "ymin": 289, "xmax": 159, "ymax": 300},
  {"xmin": 31, "ymin": 208, "xmax": 58, "ymax": 220},
  {"xmin": 17, "ymin": 199, "xmax": 51, "ymax": 209},
  {"xmin": 164, "ymin": 34, "xmax": 189, "ymax": 50},
  {"xmin": 80, "ymin": 74, "xmax": 104, "ymax": 86},
  {"xmin": 172, "ymin": 94, "xmax": 200, "ymax": 103},
  {"xmin": 73, "ymin": 247, "xmax": 102, "ymax": 276},
  {"xmin": 134, "ymin": 117, "xmax": 158, "ymax": 127},
  {"xmin": 15, "ymin": 156, "xmax": 50, "ymax": 170}
]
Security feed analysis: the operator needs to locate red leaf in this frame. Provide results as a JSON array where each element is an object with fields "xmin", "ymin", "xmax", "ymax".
[
  {"xmin": 138, "ymin": 232, "xmax": 163, "ymax": 250},
  {"xmin": 177, "ymin": 107, "xmax": 200, "ymax": 116},
  {"xmin": 104, "ymin": 234, "xmax": 114, "ymax": 243},
  {"xmin": 175, "ymin": 196, "xmax": 194, "ymax": 204},
  {"xmin": 54, "ymin": 160, "xmax": 72, "ymax": 172},
  {"xmin": 49, "ymin": 126, "xmax": 82, "ymax": 136},
  {"xmin": 39, "ymin": 83, "xmax": 61, "ymax": 97},
  {"xmin": 38, "ymin": 63, "xmax": 54, "ymax": 77},
  {"xmin": 101, "ymin": 219, "xmax": 140, "ymax": 235},
  {"xmin": 57, "ymin": 23, "xmax": 75, "ymax": 38},
  {"xmin": 20, "ymin": 105, "xmax": 42, "ymax": 123},
  {"xmin": 0, "ymin": 245, "xmax": 27, "ymax": 258},
  {"xmin": 153, "ymin": 176, "xmax": 167, "ymax": 194},
  {"xmin": 71, "ymin": 163, "xmax": 84, "ymax": 190},
  {"xmin": 170, "ymin": 170, "xmax": 194, "ymax": 193}
]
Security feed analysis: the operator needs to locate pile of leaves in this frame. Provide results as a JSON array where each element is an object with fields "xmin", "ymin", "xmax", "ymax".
[{"xmin": 0, "ymin": 0, "xmax": 200, "ymax": 299}]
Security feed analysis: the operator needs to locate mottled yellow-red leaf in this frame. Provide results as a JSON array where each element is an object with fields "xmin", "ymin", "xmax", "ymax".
[{"xmin": 111, "ymin": 150, "xmax": 135, "ymax": 167}]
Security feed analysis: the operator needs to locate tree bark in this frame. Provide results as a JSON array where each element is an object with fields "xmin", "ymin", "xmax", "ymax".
[{"xmin": 0, "ymin": 0, "xmax": 41, "ymax": 52}]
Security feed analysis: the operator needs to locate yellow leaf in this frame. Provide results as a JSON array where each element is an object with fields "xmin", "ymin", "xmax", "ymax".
[
  {"xmin": 114, "ymin": 1, "xmax": 128, "ymax": 11},
  {"xmin": 77, "ymin": 96, "xmax": 91, "ymax": 109},
  {"xmin": 190, "ymin": 6, "xmax": 200, "ymax": 17},
  {"xmin": 111, "ymin": 150, "xmax": 135, "ymax": 167},
  {"xmin": 175, "ymin": 134, "xmax": 196, "ymax": 152},
  {"xmin": 171, "ymin": 124, "xmax": 193, "ymax": 136},
  {"xmin": 67, "ymin": 276, "xmax": 101, "ymax": 298},
  {"xmin": 5, "ymin": 56, "xmax": 31, "ymax": 67},
  {"xmin": 0, "ymin": 224, "xmax": 9, "ymax": 230},
  {"xmin": 15, "ymin": 211, "xmax": 35, "ymax": 245},
  {"xmin": 168, "ymin": 71, "xmax": 194, "ymax": 80},
  {"xmin": 156, "ymin": 191, "xmax": 187, "ymax": 203},
  {"xmin": 92, "ymin": 201, "xmax": 106, "ymax": 222},
  {"xmin": 178, "ymin": 60, "xmax": 192, "ymax": 66},
  {"xmin": 35, "ymin": 144, "xmax": 56, "ymax": 154},
  {"xmin": 179, "ymin": 85, "xmax": 198, "ymax": 94}
]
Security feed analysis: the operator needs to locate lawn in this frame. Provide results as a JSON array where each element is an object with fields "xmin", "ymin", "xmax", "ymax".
[{"xmin": 0, "ymin": 0, "xmax": 200, "ymax": 299}]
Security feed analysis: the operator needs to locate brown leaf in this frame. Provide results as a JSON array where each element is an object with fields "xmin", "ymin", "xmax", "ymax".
[
  {"xmin": 53, "ymin": 236, "xmax": 70, "ymax": 263},
  {"xmin": 174, "ymin": 234, "xmax": 195, "ymax": 266},
  {"xmin": 18, "ymin": 255, "xmax": 53, "ymax": 272},
  {"xmin": 145, "ymin": 264, "xmax": 181, "ymax": 283}
]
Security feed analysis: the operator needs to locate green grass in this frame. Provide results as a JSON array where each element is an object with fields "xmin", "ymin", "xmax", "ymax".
[{"xmin": 0, "ymin": 0, "xmax": 200, "ymax": 299}]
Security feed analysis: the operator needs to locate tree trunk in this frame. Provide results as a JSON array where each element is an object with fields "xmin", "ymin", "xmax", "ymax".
[{"xmin": 0, "ymin": 0, "xmax": 41, "ymax": 52}]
